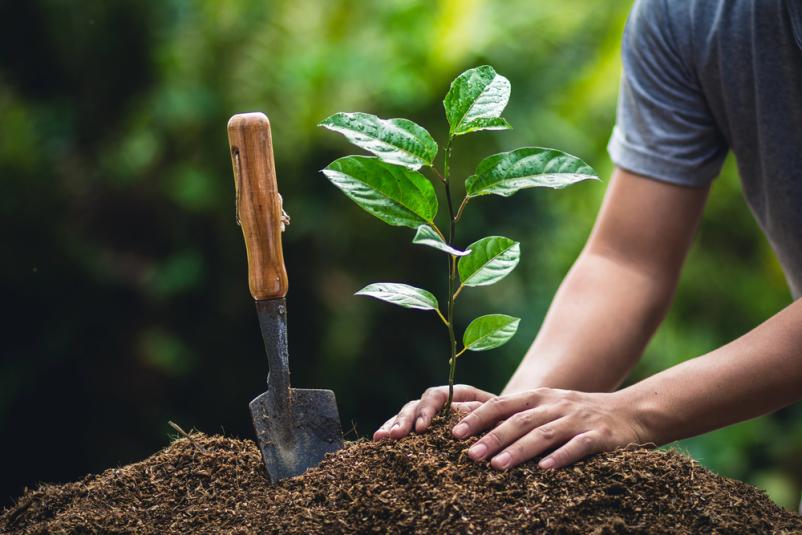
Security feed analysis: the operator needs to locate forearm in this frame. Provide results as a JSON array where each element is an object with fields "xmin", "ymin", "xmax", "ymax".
[
  {"xmin": 503, "ymin": 250, "xmax": 672, "ymax": 394},
  {"xmin": 625, "ymin": 297, "xmax": 802, "ymax": 445},
  {"xmin": 503, "ymin": 168, "xmax": 708, "ymax": 396}
]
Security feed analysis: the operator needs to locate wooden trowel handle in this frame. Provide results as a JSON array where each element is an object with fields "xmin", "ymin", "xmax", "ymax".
[{"xmin": 227, "ymin": 112, "xmax": 289, "ymax": 300}]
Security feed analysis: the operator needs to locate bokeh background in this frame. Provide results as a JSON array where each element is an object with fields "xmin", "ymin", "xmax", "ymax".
[{"xmin": 2, "ymin": 0, "xmax": 801, "ymax": 510}]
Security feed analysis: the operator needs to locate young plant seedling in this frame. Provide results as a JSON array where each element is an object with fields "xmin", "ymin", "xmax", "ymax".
[{"xmin": 319, "ymin": 65, "xmax": 599, "ymax": 412}]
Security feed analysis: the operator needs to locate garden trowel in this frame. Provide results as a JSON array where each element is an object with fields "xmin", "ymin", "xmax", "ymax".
[{"xmin": 227, "ymin": 112, "xmax": 343, "ymax": 483}]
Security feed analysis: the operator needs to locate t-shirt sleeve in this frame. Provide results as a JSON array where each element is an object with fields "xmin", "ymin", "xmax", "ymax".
[{"xmin": 608, "ymin": 0, "xmax": 727, "ymax": 187}]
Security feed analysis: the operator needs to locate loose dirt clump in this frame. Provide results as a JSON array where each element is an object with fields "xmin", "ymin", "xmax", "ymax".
[{"xmin": 2, "ymin": 416, "xmax": 801, "ymax": 534}]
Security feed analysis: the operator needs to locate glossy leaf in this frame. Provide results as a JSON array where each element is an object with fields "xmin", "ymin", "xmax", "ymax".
[
  {"xmin": 444, "ymin": 65, "xmax": 512, "ymax": 137},
  {"xmin": 355, "ymin": 283, "xmax": 439, "ymax": 311},
  {"xmin": 466, "ymin": 147, "xmax": 599, "ymax": 198},
  {"xmin": 458, "ymin": 236, "xmax": 520, "ymax": 287},
  {"xmin": 322, "ymin": 156, "xmax": 438, "ymax": 228},
  {"xmin": 463, "ymin": 314, "xmax": 520, "ymax": 351},
  {"xmin": 318, "ymin": 112, "xmax": 438, "ymax": 170},
  {"xmin": 412, "ymin": 225, "xmax": 470, "ymax": 256}
]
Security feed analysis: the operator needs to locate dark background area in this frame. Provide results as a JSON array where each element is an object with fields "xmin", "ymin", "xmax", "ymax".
[{"xmin": 2, "ymin": 0, "xmax": 800, "ymax": 509}]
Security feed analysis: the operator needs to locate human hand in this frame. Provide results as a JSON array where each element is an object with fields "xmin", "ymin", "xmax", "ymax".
[
  {"xmin": 373, "ymin": 384, "xmax": 495, "ymax": 441},
  {"xmin": 452, "ymin": 388, "xmax": 648, "ymax": 470}
]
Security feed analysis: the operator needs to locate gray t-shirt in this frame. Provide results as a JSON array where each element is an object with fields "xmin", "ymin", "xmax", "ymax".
[{"xmin": 608, "ymin": 0, "xmax": 802, "ymax": 298}]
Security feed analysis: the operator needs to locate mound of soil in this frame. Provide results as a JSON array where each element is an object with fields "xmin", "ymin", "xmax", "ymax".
[{"xmin": 2, "ymin": 417, "xmax": 801, "ymax": 534}]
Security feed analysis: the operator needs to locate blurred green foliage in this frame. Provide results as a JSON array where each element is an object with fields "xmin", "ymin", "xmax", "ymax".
[{"xmin": 1, "ymin": 0, "xmax": 799, "ymax": 510}]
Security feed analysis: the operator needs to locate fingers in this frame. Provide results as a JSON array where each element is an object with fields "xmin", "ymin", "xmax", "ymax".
[
  {"xmin": 466, "ymin": 407, "xmax": 557, "ymax": 462},
  {"xmin": 453, "ymin": 384, "xmax": 495, "ymax": 403},
  {"xmin": 451, "ymin": 401, "xmax": 483, "ymax": 416},
  {"xmin": 453, "ymin": 390, "xmax": 541, "ymax": 439},
  {"xmin": 414, "ymin": 387, "xmax": 449, "ymax": 433},
  {"xmin": 372, "ymin": 416, "xmax": 397, "ymax": 441},
  {"xmin": 452, "ymin": 388, "xmax": 632, "ymax": 470},
  {"xmin": 388, "ymin": 400, "xmax": 419, "ymax": 439},
  {"xmin": 539, "ymin": 431, "xmax": 600, "ymax": 470},
  {"xmin": 372, "ymin": 388, "xmax": 449, "ymax": 441},
  {"xmin": 489, "ymin": 417, "xmax": 574, "ymax": 470},
  {"xmin": 373, "ymin": 384, "xmax": 497, "ymax": 442}
]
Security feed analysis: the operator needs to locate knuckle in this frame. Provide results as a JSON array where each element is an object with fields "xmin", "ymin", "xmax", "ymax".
[
  {"xmin": 487, "ymin": 396, "xmax": 504, "ymax": 410},
  {"xmin": 403, "ymin": 400, "xmax": 418, "ymax": 410},
  {"xmin": 460, "ymin": 413, "xmax": 478, "ymax": 428},
  {"xmin": 580, "ymin": 433, "xmax": 596, "ymax": 446},
  {"xmin": 537, "ymin": 425, "xmax": 557, "ymax": 441},
  {"xmin": 530, "ymin": 387, "xmax": 550, "ymax": 401},
  {"xmin": 563, "ymin": 390, "xmax": 580, "ymax": 401},
  {"xmin": 507, "ymin": 442, "xmax": 526, "ymax": 459},
  {"xmin": 555, "ymin": 399, "xmax": 573, "ymax": 412},
  {"xmin": 422, "ymin": 387, "xmax": 441, "ymax": 400},
  {"xmin": 483, "ymin": 432, "xmax": 503, "ymax": 449},
  {"xmin": 511, "ymin": 410, "xmax": 535, "ymax": 428},
  {"xmin": 398, "ymin": 402, "xmax": 417, "ymax": 419}
]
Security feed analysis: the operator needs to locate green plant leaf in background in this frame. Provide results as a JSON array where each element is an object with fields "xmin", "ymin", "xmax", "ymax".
[
  {"xmin": 466, "ymin": 147, "xmax": 598, "ymax": 198},
  {"xmin": 322, "ymin": 156, "xmax": 438, "ymax": 228},
  {"xmin": 318, "ymin": 112, "xmax": 438, "ymax": 170},
  {"xmin": 355, "ymin": 283, "xmax": 439, "ymax": 311},
  {"xmin": 443, "ymin": 65, "xmax": 512, "ymax": 137},
  {"xmin": 412, "ymin": 225, "xmax": 471, "ymax": 256},
  {"xmin": 463, "ymin": 314, "xmax": 521, "ymax": 351},
  {"xmin": 458, "ymin": 236, "xmax": 520, "ymax": 287}
]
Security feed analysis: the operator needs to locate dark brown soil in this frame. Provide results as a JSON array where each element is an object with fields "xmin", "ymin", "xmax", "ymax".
[{"xmin": 2, "ymin": 416, "xmax": 801, "ymax": 534}]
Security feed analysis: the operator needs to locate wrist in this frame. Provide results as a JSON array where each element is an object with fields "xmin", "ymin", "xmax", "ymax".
[{"xmin": 612, "ymin": 385, "xmax": 670, "ymax": 446}]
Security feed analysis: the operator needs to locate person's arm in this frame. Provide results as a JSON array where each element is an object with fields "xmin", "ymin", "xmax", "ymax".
[
  {"xmin": 453, "ymin": 293, "xmax": 802, "ymax": 471},
  {"xmin": 504, "ymin": 166, "xmax": 708, "ymax": 394},
  {"xmin": 623, "ymin": 298, "xmax": 802, "ymax": 446},
  {"xmin": 375, "ymin": 167, "xmax": 708, "ymax": 440}
]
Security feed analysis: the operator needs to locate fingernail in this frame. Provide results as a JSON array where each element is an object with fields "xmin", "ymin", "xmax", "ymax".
[
  {"xmin": 468, "ymin": 443, "xmax": 487, "ymax": 460},
  {"xmin": 391, "ymin": 423, "xmax": 400, "ymax": 430},
  {"xmin": 453, "ymin": 423, "xmax": 468, "ymax": 438},
  {"xmin": 539, "ymin": 457, "xmax": 555, "ymax": 469},
  {"xmin": 493, "ymin": 452, "xmax": 511, "ymax": 470}
]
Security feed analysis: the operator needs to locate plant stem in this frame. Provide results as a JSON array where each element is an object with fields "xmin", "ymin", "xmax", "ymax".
[
  {"xmin": 442, "ymin": 137, "xmax": 458, "ymax": 413},
  {"xmin": 432, "ymin": 167, "xmax": 446, "ymax": 184},
  {"xmin": 455, "ymin": 196, "xmax": 470, "ymax": 222},
  {"xmin": 452, "ymin": 283, "xmax": 465, "ymax": 301},
  {"xmin": 430, "ymin": 224, "xmax": 447, "ymax": 243}
]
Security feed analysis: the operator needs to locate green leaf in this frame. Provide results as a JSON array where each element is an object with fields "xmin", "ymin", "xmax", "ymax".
[
  {"xmin": 322, "ymin": 156, "xmax": 438, "ymax": 228},
  {"xmin": 444, "ymin": 65, "xmax": 512, "ymax": 137},
  {"xmin": 412, "ymin": 225, "xmax": 470, "ymax": 256},
  {"xmin": 466, "ymin": 147, "xmax": 599, "ymax": 198},
  {"xmin": 458, "ymin": 236, "xmax": 520, "ymax": 287},
  {"xmin": 463, "ymin": 314, "xmax": 520, "ymax": 351},
  {"xmin": 318, "ymin": 112, "xmax": 438, "ymax": 170},
  {"xmin": 355, "ymin": 283, "xmax": 439, "ymax": 311},
  {"xmin": 454, "ymin": 117, "xmax": 512, "ymax": 135}
]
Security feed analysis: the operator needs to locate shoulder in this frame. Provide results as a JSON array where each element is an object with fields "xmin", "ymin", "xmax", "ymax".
[
  {"xmin": 622, "ymin": 0, "xmax": 753, "ymax": 94},
  {"xmin": 623, "ymin": 0, "xmax": 693, "ymax": 69}
]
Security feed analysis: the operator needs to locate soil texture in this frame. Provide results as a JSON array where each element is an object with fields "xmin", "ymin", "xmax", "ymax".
[{"xmin": 3, "ymin": 416, "xmax": 801, "ymax": 534}]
